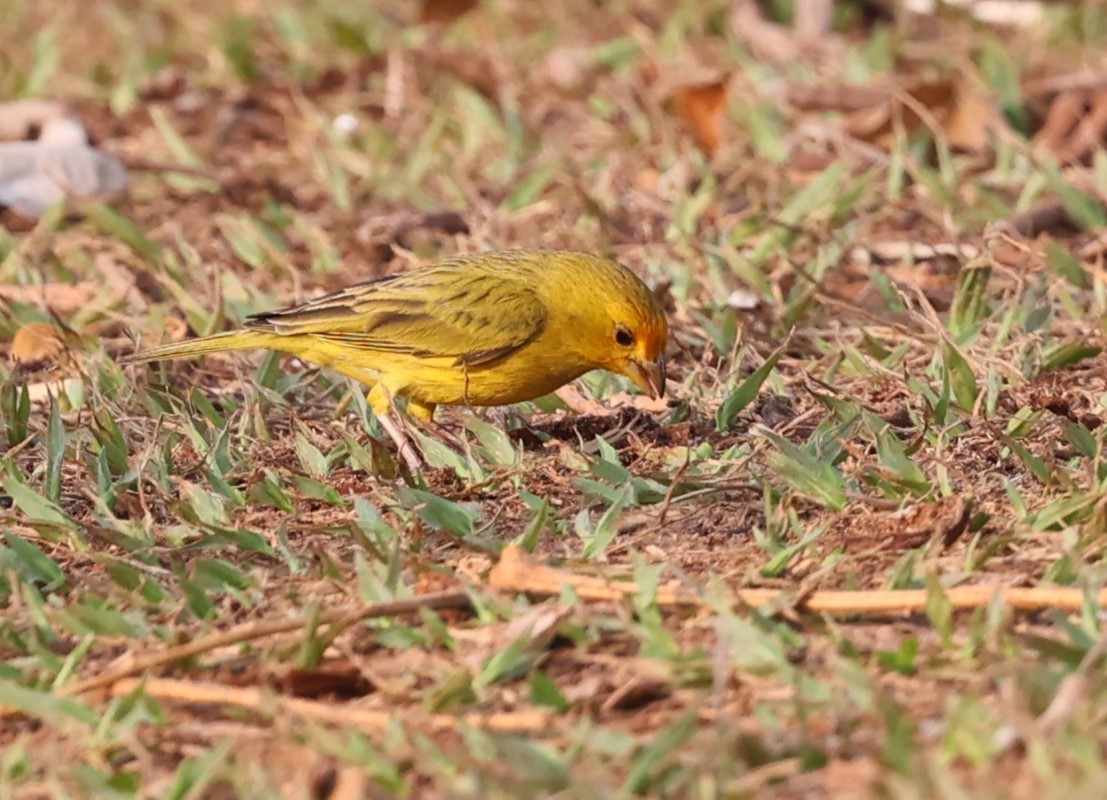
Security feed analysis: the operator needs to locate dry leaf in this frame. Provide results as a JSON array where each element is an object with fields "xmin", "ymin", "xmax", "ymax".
[
  {"xmin": 0, "ymin": 282, "xmax": 99, "ymax": 314},
  {"xmin": 792, "ymin": 74, "xmax": 998, "ymax": 154},
  {"xmin": 418, "ymin": 0, "xmax": 478, "ymax": 25},
  {"xmin": 837, "ymin": 76, "xmax": 995, "ymax": 152},
  {"xmin": 0, "ymin": 258, "xmax": 138, "ymax": 321},
  {"xmin": 942, "ymin": 82, "xmax": 996, "ymax": 152},
  {"xmin": 328, "ymin": 767, "xmax": 370, "ymax": 800},
  {"xmin": 277, "ymin": 659, "xmax": 373, "ymax": 699},
  {"xmin": 674, "ymin": 79, "xmax": 728, "ymax": 157},
  {"xmin": 10, "ymin": 322, "xmax": 67, "ymax": 366}
]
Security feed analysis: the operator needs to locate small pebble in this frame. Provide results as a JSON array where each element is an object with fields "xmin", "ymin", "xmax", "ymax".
[{"xmin": 332, "ymin": 113, "xmax": 359, "ymax": 136}]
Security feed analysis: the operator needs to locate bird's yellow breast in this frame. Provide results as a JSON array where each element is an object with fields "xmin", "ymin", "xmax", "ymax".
[{"xmin": 301, "ymin": 331, "xmax": 591, "ymax": 413}]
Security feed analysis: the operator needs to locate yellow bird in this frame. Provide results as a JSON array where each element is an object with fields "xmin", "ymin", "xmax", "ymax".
[{"xmin": 121, "ymin": 250, "xmax": 669, "ymax": 471}]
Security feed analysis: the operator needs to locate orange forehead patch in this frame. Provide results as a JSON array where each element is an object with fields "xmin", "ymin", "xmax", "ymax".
[{"xmin": 638, "ymin": 315, "xmax": 668, "ymax": 360}]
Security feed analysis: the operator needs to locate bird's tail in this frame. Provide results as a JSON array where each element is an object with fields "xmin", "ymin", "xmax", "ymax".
[{"xmin": 119, "ymin": 330, "xmax": 279, "ymax": 365}]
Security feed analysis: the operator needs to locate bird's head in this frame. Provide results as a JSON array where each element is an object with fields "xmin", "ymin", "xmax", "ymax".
[{"xmin": 562, "ymin": 255, "xmax": 669, "ymax": 400}]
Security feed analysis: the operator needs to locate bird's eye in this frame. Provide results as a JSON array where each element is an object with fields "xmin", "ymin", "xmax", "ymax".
[{"xmin": 615, "ymin": 325, "xmax": 635, "ymax": 347}]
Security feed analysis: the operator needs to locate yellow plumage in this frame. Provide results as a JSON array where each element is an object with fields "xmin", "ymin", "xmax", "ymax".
[{"xmin": 122, "ymin": 250, "xmax": 669, "ymax": 469}]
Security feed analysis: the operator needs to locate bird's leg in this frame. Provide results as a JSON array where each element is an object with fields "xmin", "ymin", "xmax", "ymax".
[
  {"xmin": 404, "ymin": 401, "xmax": 462, "ymax": 450},
  {"xmin": 368, "ymin": 384, "xmax": 424, "ymax": 473},
  {"xmin": 377, "ymin": 412, "xmax": 424, "ymax": 474}
]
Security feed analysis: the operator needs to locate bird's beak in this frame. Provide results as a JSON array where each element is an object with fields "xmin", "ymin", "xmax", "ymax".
[{"xmin": 629, "ymin": 355, "xmax": 666, "ymax": 400}]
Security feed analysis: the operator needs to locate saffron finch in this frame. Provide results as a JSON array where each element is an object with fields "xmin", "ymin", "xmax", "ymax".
[{"xmin": 121, "ymin": 250, "xmax": 669, "ymax": 470}]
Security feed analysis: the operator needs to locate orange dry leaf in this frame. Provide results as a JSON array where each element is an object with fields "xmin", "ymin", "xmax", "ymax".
[
  {"xmin": 942, "ymin": 82, "xmax": 994, "ymax": 152},
  {"xmin": 418, "ymin": 0, "xmax": 478, "ymax": 25},
  {"xmin": 10, "ymin": 322, "xmax": 68, "ymax": 367},
  {"xmin": 675, "ymin": 79, "xmax": 728, "ymax": 157}
]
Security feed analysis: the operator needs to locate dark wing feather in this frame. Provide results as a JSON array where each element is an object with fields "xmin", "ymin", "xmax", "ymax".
[{"xmin": 245, "ymin": 267, "xmax": 547, "ymax": 365}]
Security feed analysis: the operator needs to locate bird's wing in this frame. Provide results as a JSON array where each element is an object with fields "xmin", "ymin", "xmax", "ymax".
[{"xmin": 245, "ymin": 269, "xmax": 548, "ymax": 366}]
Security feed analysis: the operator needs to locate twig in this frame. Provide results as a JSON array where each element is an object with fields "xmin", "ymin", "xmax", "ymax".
[
  {"xmin": 1024, "ymin": 71, "xmax": 1107, "ymax": 98},
  {"xmin": 49, "ymin": 590, "xmax": 472, "ymax": 702},
  {"xmin": 489, "ymin": 546, "xmax": 1107, "ymax": 615},
  {"xmin": 655, "ymin": 449, "xmax": 692, "ymax": 529},
  {"xmin": 844, "ymin": 491, "xmax": 907, "ymax": 511},
  {"xmin": 117, "ymin": 158, "xmax": 221, "ymax": 183},
  {"xmin": 607, "ymin": 451, "xmax": 693, "ymax": 557},
  {"xmin": 111, "ymin": 677, "xmax": 550, "ymax": 734}
]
